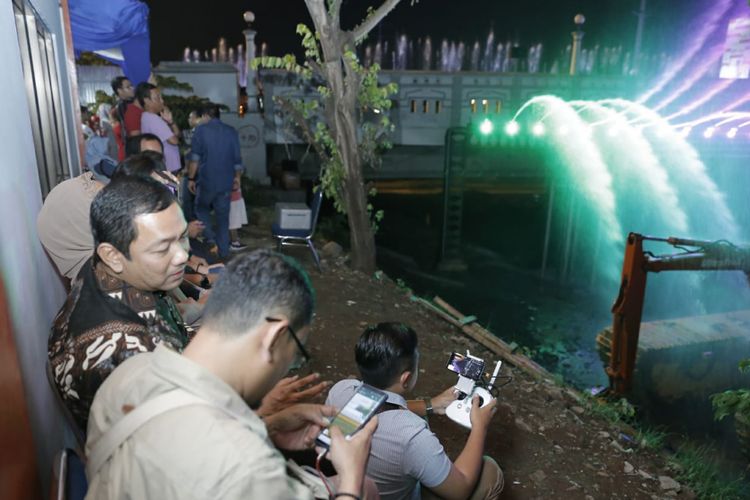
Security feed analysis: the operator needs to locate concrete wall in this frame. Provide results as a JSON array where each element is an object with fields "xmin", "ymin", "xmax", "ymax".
[{"xmin": 1, "ymin": 0, "xmax": 79, "ymax": 495}]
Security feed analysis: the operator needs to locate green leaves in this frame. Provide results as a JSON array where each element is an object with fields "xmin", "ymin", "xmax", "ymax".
[
  {"xmin": 252, "ymin": 55, "xmax": 311, "ymax": 78},
  {"xmin": 710, "ymin": 358, "xmax": 750, "ymax": 421},
  {"xmin": 261, "ymin": 21, "xmax": 398, "ymax": 234}
]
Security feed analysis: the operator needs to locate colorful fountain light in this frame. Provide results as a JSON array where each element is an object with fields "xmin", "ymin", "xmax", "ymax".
[
  {"xmin": 650, "ymin": 43, "xmax": 725, "ymax": 112},
  {"xmin": 479, "ymin": 118, "xmax": 494, "ymax": 135},
  {"xmin": 637, "ymin": 0, "xmax": 734, "ymax": 104},
  {"xmin": 531, "ymin": 122, "xmax": 545, "ymax": 136},
  {"xmin": 665, "ymin": 79, "xmax": 736, "ymax": 121},
  {"xmin": 509, "ymin": 95, "xmax": 741, "ymax": 293},
  {"xmin": 504, "ymin": 121, "xmax": 520, "ymax": 136}
]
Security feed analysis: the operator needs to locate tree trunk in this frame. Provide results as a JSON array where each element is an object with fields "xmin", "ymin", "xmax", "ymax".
[
  {"xmin": 342, "ymin": 143, "xmax": 376, "ymax": 273},
  {"xmin": 304, "ymin": 0, "xmax": 400, "ymax": 274},
  {"xmin": 330, "ymin": 71, "xmax": 377, "ymax": 274}
]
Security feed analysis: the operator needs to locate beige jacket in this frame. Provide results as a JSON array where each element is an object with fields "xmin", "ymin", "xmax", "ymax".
[
  {"xmin": 37, "ymin": 172, "xmax": 102, "ymax": 279},
  {"xmin": 85, "ymin": 345, "xmax": 313, "ymax": 499}
]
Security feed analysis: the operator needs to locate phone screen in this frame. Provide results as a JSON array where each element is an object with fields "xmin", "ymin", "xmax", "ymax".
[
  {"xmin": 317, "ymin": 384, "xmax": 387, "ymax": 448},
  {"xmin": 447, "ymin": 352, "xmax": 467, "ymax": 374},
  {"xmin": 447, "ymin": 352, "xmax": 485, "ymax": 380}
]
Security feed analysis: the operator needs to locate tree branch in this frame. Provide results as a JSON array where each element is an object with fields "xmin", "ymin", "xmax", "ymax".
[
  {"xmin": 328, "ymin": 0, "xmax": 342, "ymax": 24},
  {"xmin": 275, "ymin": 96, "xmax": 331, "ymax": 165},
  {"xmin": 351, "ymin": 0, "xmax": 404, "ymax": 44}
]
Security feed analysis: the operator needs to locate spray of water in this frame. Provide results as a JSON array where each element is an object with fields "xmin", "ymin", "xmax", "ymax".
[
  {"xmin": 666, "ymin": 79, "xmax": 736, "ymax": 121},
  {"xmin": 602, "ymin": 98, "xmax": 738, "ymax": 241},
  {"xmin": 518, "ymin": 95, "xmax": 624, "ymax": 285},
  {"xmin": 651, "ymin": 43, "xmax": 725, "ymax": 112},
  {"xmin": 637, "ymin": 0, "xmax": 733, "ymax": 104},
  {"xmin": 575, "ymin": 102, "xmax": 690, "ymax": 236},
  {"xmin": 718, "ymin": 91, "xmax": 750, "ymax": 113}
]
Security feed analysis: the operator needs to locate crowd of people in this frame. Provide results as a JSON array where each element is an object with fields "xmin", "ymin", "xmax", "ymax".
[{"xmin": 37, "ymin": 76, "xmax": 504, "ymax": 499}]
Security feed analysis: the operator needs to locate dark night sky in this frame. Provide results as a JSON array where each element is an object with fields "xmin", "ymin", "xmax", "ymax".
[{"xmin": 143, "ymin": 0, "xmax": 702, "ymax": 64}]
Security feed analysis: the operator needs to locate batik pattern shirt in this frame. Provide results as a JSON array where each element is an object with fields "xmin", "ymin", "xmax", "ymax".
[{"xmin": 48, "ymin": 259, "xmax": 188, "ymax": 433}]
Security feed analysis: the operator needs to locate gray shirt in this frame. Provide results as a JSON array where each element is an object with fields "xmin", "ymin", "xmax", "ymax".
[{"xmin": 326, "ymin": 379, "xmax": 451, "ymax": 500}]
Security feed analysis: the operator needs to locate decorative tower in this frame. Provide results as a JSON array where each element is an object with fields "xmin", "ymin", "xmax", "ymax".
[
  {"xmin": 243, "ymin": 11, "xmax": 258, "ymax": 112},
  {"xmin": 569, "ymin": 14, "xmax": 585, "ymax": 76}
]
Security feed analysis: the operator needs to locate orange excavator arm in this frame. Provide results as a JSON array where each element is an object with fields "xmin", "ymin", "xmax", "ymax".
[{"xmin": 606, "ymin": 233, "xmax": 750, "ymax": 395}]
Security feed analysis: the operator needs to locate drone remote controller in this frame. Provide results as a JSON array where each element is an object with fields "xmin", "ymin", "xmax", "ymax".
[{"xmin": 445, "ymin": 353, "xmax": 502, "ymax": 429}]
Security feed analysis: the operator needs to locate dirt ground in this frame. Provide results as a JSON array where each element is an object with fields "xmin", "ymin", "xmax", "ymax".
[{"xmin": 240, "ymin": 220, "xmax": 696, "ymax": 500}]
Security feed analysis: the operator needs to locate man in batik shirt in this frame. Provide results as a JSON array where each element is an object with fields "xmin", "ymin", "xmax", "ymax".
[{"xmin": 48, "ymin": 175, "xmax": 190, "ymax": 433}]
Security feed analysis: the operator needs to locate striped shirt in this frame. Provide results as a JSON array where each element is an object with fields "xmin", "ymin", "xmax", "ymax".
[{"xmin": 327, "ymin": 379, "xmax": 451, "ymax": 500}]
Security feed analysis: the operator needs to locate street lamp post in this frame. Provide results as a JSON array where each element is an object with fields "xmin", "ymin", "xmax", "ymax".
[
  {"xmin": 569, "ymin": 14, "xmax": 585, "ymax": 76},
  {"xmin": 243, "ymin": 11, "xmax": 258, "ymax": 112}
]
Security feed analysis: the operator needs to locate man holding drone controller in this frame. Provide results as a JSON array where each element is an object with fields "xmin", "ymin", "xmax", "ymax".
[{"xmin": 326, "ymin": 322, "xmax": 504, "ymax": 500}]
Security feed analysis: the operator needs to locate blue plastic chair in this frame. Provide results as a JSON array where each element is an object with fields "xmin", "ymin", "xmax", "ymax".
[
  {"xmin": 50, "ymin": 448, "xmax": 88, "ymax": 500},
  {"xmin": 272, "ymin": 189, "xmax": 323, "ymax": 271}
]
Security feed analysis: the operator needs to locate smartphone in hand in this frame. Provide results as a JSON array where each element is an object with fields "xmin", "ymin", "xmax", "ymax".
[{"xmin": 315, "ymin": 384, "xmax": 387, "ymax": 449}]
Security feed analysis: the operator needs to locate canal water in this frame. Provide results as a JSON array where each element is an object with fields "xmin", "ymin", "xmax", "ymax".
[{"xmin": 366, "ymin": 130, "xmax": 750, "ymax": 471}]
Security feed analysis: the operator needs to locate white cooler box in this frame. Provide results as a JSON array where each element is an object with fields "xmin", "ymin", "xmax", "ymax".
[{"xmin": 274, "ymin": 203, "xmax": 312, "ymax": 230}]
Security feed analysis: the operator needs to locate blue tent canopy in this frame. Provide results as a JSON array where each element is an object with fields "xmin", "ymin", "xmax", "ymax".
[{"xmin": 69, "ymin": 0, "xmax": 151, "ymax": 84}]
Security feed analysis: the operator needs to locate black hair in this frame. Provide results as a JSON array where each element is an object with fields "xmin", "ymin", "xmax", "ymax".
[
  {"xmin": 355, "ymin": 323, "xmax": 419, "ymax": 389},
  {"xmin": 110, "ymin": 76, "xmax": 130, "ymax": 95},
  {"xmin": 135, "ymin": 82, "xmax": 157, "ymax": 107},
  {"xmin": 201, "ymin": 103, "xmax": 220, "ymax": 119},
  {"xmin": 90, "ymin": 176, "xmax": 176, "ymax": 260},
  {"xmin": 125, "ymin": 133, "xmax": 164, "ymax": 158},
  {"xmin": 202, "ymin": 250, "xmax": 315, "ymax": 335},
  {"xmin": 111, "ymin": 152, "xmax": 166, "ymax": 181}
]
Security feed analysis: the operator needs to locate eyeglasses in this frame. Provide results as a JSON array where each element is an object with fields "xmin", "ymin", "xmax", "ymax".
[{"xmin": 266, "ymin": 317, "xmax": 310, "ymax": 369}]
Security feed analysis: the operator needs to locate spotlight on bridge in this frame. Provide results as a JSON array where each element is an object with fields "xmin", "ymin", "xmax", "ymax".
[
  {"xmin": 607, "ymin": 127, "xmax": 619, "ymax": 137},
  {"xmin": 727, "ymin": 127, "xmax": 737, "ymax": 139},
  {"xmin": 479, "ymin": 118, "xmax": 494, "ymax": 135},
  {"xmin": 703, "ymin": 126, "xmax": 715, "ymax": 139},
  {"xmin": 505, "ymin": 120, "xmax": 520, "ymax": 136},
  {"xmin": 680, "ymin": 126, "xmax": 691, "ymax": 138},
  {"xmin": 532, "ymin": 122, "xmax": 545, "ymax": 136},
  {"xmin": 558, "ymin": 125, "xmax": 569, "ymax": 136}
]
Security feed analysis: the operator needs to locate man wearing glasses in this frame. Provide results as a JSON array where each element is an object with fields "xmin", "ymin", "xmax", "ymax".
[{"xmin": 85, "ymin": 250, "xmax": 377, "ymax": 499}]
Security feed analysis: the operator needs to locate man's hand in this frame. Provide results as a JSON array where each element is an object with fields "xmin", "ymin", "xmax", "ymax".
[
  {"xmin": 327, "ymin": 417, "xmax": 378, "ymax": 494},
  {"xmin": 233, "ymin": 177, "xmax": 241, "ymax": 191},
  {"xmin": 187, "ymin": 220, "xmax": 205, "ymax": 239},
  {"xmin": 431, "ymin": 386, "xmax": 459, "ymax": 415},
  {"xmin": 265, "ymin": 403, "xmax": 335, "ymax": 450},
  {"xmin": 160, "ymin": 107, "xmax": 174, "ymax": 125},
  {"xmin": 469, "ymin": 395, "xmax": 497, "ymax": 431},
  {"xmin": 188, "ymin": 254, "xmax": 208, "ymax": 271},
  {"xmin": 257, "ymin": 373, "xmax": 331, "ymax": 417},
  {"xmin": 188, "ymin": 180, "xmax": 197, "ymax": 195}
]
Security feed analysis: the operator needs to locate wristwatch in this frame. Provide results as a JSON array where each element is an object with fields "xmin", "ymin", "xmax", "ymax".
[{"xmin": 423, "ymin": 397, "xmax": 433, "ymax": 415}]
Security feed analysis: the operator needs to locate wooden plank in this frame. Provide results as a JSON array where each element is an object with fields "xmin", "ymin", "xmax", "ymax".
[
  {"xmin": 417, "ymin": 295, "xmax": 555, "ymax": 383},
  {"xmin": 420, "ymin": 297, "xmax": 582, "ymax": 403}
]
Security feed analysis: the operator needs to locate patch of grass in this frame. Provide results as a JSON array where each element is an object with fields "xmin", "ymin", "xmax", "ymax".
[
  {"xmin": 583, "ymin": 394, "xmax": 636, "ymax": 425},
  {"xmin": 669, "ymin": 444, "xmax": 748, "ymax": 500},
  {"xmin": 394, "ymin": 278, "xmax": 413, "ymax": 295},
  {"xmin": 635, "ymin": 426, "xmax": 667, "ymax": 450}
]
